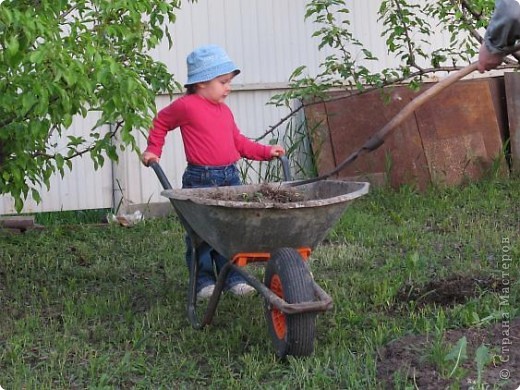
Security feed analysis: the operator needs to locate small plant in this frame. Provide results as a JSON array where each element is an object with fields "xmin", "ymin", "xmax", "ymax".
[
  {"xmin": 424, "ymin": 330, "xmax": 451, "ymax": 373},
  {"xmin": 425, "ymin": 335, "xmax": 495, "ymax": 386},
  {"xmin": 445, "ymin": 336, "xmax": 468, "ymax": 380},
  {"xmin": 474, "ymin": 344, "xmax": 492, "ymax": 388}
]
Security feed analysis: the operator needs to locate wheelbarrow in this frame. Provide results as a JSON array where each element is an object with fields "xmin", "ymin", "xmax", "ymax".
[{"xmin": 150, "ymin": 157, "xmax": 369, "ymax": 358}]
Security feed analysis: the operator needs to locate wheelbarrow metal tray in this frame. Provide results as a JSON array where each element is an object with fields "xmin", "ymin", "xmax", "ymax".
[{"xmin": 161, "ymin": 180, "xmax": 369, "ymax": 259}]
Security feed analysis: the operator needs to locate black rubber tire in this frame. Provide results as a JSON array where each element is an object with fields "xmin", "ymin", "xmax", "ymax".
[{"xmin": 263, "ymin": 248, "xmax": 316, "ymax": 358}]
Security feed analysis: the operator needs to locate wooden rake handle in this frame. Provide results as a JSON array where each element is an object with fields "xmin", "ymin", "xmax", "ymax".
[{"xmin": 292, "ymin": 61, "xmax": 480, "ymax": 186}]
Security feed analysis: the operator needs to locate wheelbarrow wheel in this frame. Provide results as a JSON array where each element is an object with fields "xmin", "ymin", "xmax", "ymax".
[{"xmin": 264, "ymin": 248, "xmax": 316, "ymax": 358}]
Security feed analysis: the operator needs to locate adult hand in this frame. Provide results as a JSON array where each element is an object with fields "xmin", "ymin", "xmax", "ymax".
[{"xmin": 478, "ymin": 43, "xmax": 504, "ymax": 73}]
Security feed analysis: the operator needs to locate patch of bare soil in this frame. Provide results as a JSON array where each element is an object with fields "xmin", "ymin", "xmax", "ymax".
[
  {"xmin": 377, "ymin": 275, "xmax": 519, "ymax": 389},
  {"xmin": 207, "ymin": 184, "xmax": 305, "ymax": 203},
  {"xmin": 395, "ymin": 275, "xmax": 506, "ymax": 307},
  {"xmin": 376, "ymin": 318, "xmax": 519, "ymax": 389}
]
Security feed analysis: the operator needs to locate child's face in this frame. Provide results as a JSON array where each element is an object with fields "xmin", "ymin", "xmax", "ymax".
[{"xmin": 197, "ymin": 72, "xmax": 235, "ymax": 104}]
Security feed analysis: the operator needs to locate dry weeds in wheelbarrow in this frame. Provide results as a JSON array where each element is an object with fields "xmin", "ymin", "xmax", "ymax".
[{"xmin": 205, "ymin": 184, "xmax": 305, "ymax": 203}]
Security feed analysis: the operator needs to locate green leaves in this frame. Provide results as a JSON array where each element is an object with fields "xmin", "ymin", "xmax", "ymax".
[
  {"xmin": 475, "ymin": 344, "xmax": 491, "ymax": 385},
  {"xmin": 0, "ymin": 0, "xmax": 188, "ymax": 212},
  {"xmin": 445, "ymin": 336, "xmax": 468, "ymax": 378},
  {"xmin": 5, "ymin": 34, "xmax": 20, "ymax": 66}
]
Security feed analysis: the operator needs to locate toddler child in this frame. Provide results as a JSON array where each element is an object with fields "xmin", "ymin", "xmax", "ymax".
[{"xmin": 142, "ymin": 44, "xmax": 285, "ymax": 299}]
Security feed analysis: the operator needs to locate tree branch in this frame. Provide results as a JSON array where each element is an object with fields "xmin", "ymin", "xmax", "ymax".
[
  {"xmin": 31, "ymin": 120, "xmax": 123, "ymax": 161},
  {"xmin": 60, "ymin": 4, "xmax": 79, "ymax": 21},
  {"xmin": 393, "ymin": 0, "xmax": 422, "ymax": 71},
  {"xmin": 460, "ymin": 0, "xmax": 483, "ymax": 20}
]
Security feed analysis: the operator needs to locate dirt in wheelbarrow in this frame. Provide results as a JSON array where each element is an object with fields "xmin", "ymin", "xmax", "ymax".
[
  {"xmin": 376, "ymin": 275, "xmax": 519, "ymax": 389},
  {"xmin": 207, "ymin": 184, "xmax": 305, "ymax": 203}
]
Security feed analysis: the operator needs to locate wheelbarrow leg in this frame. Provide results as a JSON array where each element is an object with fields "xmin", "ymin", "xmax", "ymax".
[
  {"xmin": 186, "ymin": 236, "xmax": 230, "ymax": 329},
  {"xmin": 173, "ymin": 204, "xmax": 222, "ymax": 329},
  {"xmin": 186, "ymin": 241, "xmax": 200, "ymax": 328}
]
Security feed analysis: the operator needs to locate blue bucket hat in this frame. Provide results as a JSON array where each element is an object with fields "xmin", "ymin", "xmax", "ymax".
[{"xmin": 185, "ymin": 44, "xmax": 240, "ymax": 87}]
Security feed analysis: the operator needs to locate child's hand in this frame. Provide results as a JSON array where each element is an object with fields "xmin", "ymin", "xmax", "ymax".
[
  {"xmin": 141, "ymin": 151, "xmax": 160, "ymax": 166},
  {"xmin": 270, "ymin": 145, "xmax": 285, "ymax": 158}
]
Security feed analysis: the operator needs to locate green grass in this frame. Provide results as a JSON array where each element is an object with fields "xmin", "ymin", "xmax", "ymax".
[
  {"xmin": 0, "ymin": 177, "xmax": 518, "ymax": 389},
  {"xmin": 33, "ymin": 208, "xmax": 111, "ymax": 225}
]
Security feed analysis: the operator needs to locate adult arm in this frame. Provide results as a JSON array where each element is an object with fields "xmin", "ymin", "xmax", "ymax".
[{"xmin": 479, "ymin": 0, "xmax": 520, "ymax": 72}]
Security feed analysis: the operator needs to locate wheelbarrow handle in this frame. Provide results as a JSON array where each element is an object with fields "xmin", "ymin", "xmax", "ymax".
[
  {"xmin": 149, "ymin": 161, "xmax": 173, "ymax": 190},
  {"xmin": 278, "ymin": 155, "xmax": 292, "ymax": 182}
]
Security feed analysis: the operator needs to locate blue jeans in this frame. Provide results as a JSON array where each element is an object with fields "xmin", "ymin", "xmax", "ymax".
[{"xmin": 182, "ymin": 163, "xmax": 246, "ymax": 292}]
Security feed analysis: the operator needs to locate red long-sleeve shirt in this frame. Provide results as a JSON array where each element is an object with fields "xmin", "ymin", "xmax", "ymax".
[{"xmin": 145, "ymin": 94, "xmax": 272, "ymax": 166}]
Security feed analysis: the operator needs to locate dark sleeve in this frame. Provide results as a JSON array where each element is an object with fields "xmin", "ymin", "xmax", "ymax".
[{"xmin": 484, "ymin": 0, "xmax": 520, "ymax": 54}]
